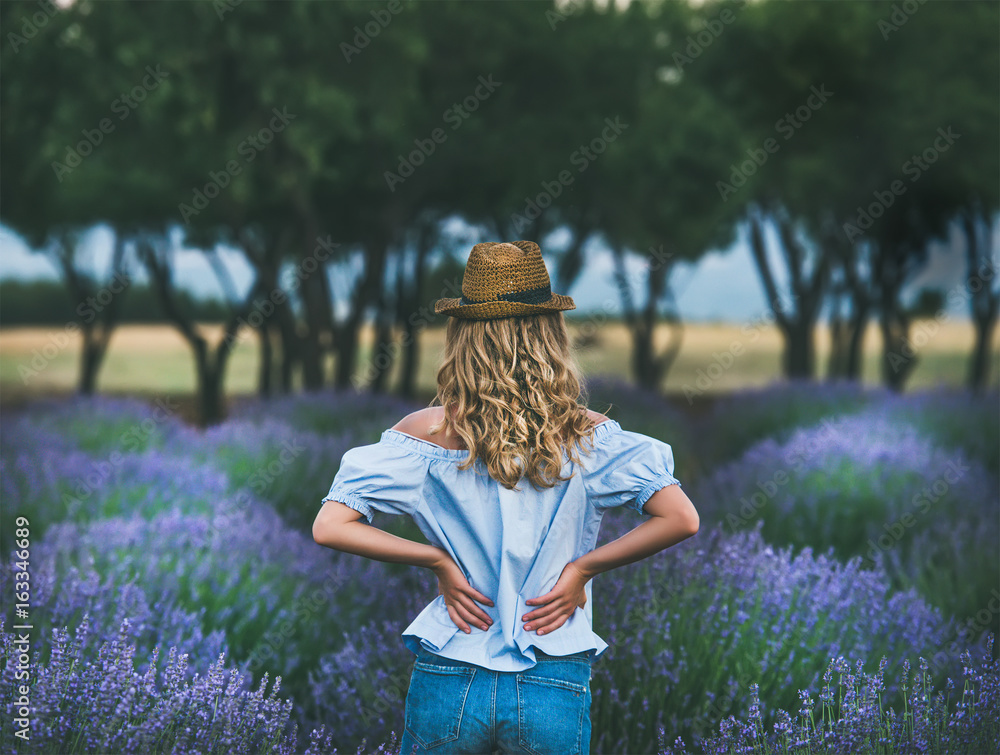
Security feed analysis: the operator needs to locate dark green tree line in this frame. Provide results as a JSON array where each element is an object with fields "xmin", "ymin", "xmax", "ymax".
[{"xmin": 1, "ymin": 0, "xmax": 995, "ymax": 421}]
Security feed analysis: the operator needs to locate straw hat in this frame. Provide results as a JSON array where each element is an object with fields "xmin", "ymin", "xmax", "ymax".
[{"xmin": 434, "ymin": 240, "xmax": 576, "ymax": 320}]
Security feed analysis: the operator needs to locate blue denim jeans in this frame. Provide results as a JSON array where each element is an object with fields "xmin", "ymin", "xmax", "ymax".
[{"xmin": 399, "ymin": 646, "xmax": 596, "ymax": 754}]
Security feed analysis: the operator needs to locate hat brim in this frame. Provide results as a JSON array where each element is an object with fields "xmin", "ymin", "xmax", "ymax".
[{"xmin": 434, "ymin": 294, "xmax": 576, "ymax": 320}]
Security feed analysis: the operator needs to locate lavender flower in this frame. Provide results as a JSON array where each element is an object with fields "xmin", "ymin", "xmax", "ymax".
[
  {"xmin": 229, "ymin": 388, "xmax": 424, "ymax": 438},
  {"xmin": 695, "ymin": 377, "xmax": 885, "ymax": 466},
  {"xmin": 587, "ymin": 518, "xmax": 962, "ymax": 753},
  {"xmin": 690, "ymin": 634, "xmax": 999, "ymax": 755},
  {"xmin": 174, "ymin": 416, "xmax": 366, "ymax": 532},
  {"xmin": 691, "ymin": 410, "xmax": 999, "ymax": 625},
  {"xmin": 0, "ymin": 616, "xmax": 319, "ymax": 754},
  {"xmin": 3, "ymin": 382, "xmax": 995, "ymax": 754}
]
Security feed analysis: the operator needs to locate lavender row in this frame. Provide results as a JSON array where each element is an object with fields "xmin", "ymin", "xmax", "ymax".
[
  {"xmin": 660, "ymin": 635, "xmax": 1000, "ymax": 755},
  {"xmin": 696, "ymin": 378, "xmax": 998, "ymax": 474},
  {"xmin": 690, "ymin": 409, "xmax": 1000, "ymax": 627},
  {"xmin": 2, "ymin": 383, "xmax": 997, "ymax": 751},
  {"xmin": 0, "ymin": 499, "xmax": 433, "ymax": 751}
]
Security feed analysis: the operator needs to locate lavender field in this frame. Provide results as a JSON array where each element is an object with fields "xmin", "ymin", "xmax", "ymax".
[{"xmin": 1, "ymin": 378, "xmax": 998, "ymax": 754}]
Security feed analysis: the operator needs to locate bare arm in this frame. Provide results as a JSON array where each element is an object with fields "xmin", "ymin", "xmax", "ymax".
[
  {"xmin": 570, "ymin": 482, "xmax": 700, "ymax": 580},
  {"xmin": 313, "ymin": 500, "xmax": 496, "ymax": 633},
  {"xmin": 313, "ymin": 499, "xmax": 447, "ymax": 569}
]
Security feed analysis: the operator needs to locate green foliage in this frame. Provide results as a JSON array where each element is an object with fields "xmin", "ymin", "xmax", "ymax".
[
  {"xmin": 1, "ymin": 0, "xmax": 996, "ymax": 404},
  {"xmin": 908, "ymin": 288, "xmax": 946, "ymax": 319},
  {"xmin": 0, "ymin": 279, "xmax": 228, "ymax": 327}
]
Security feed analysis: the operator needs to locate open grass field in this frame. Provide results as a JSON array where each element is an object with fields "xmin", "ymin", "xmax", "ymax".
[{"xmin": 1, "ymin": 319, "xmax": 996, "ymax": 408}]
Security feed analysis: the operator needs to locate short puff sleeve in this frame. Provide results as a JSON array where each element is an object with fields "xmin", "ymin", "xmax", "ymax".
[
  {"xmin": 581, "ymin": 422, "xmax": 683, "ymax": 515},
  {"xmin": 321, "ymin": 440, "xmax": 429, "ymax": 524}
]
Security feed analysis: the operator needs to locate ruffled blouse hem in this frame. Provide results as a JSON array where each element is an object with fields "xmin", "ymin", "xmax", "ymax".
[
  {"xmin": 634, "ymin": 473, "xmax": 683, "ymax": 512},
  {"xmin": 401, "ymin": 593, "xmax": 610, "ymax": 672},
  {"xmin": 321, "ymin": 488, "xmax": 375, "ymax": 524}
]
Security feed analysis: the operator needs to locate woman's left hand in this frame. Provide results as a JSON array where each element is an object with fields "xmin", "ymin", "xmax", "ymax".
[{"xmin": 431, "ymin": 551, "xmax": 495, "ymax": 634}]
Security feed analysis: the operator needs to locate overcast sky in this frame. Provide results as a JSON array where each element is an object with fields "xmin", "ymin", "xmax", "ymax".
[{"xmin": 0, "ymin": 219, "xmax": 991, "ymax": 323}]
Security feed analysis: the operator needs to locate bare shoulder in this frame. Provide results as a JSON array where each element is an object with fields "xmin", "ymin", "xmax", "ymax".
[
  {"xmin": 391, "ymin": 407, "xmax": 443, "ymax": 439},
  {"xmin": 392, "ymin": 407, "xmax": 465, "ymax": 448},
  {"xmin": 586, "ymin": 408, "xmax": 611, "ymax": 426}
]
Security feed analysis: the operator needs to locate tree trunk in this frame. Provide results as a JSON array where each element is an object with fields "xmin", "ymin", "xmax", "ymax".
[
  {"xmin": 872, "ymin": 237, "xmax": 921, "ymax": 393},
  {"xmin": 962, "ymin": 208, "xmax": 999, "ymax": 393},
  {"xmin": 368, "ymin": 246, "xmax": 398, "ymax": 393},
  {"xmin": 397, "ymin": 222, "xmax": 433, "ymax": 399},
  {"xmin": 630, "ymin": 323, "xmax": 656, "ymax": 389},
  {"xmin": 293, "ymin": 205, "xmax": 336, "ymax": 391},
  {"xmin": 238, "ymin": 227, "xmax": 296, "ymax": 397},
  {"xmin": 829, "ymin": 317, "xmax": 847, "ymax": 378},
  {"xmin": 783, "ymin": 319, "xmax": 814, "ymax": 378},
  {"xmin": 824, "ymin": 245, "xmax": 868, "ymax": 383},
  {"xmin": 845, "ymin": 306, "xmax": 868, "ymax": 380},
  {"xmin": 299, "ymin": 270, "xmax": 327, "ymax": 390},
  {"xmin": 968, "ymin": 321, "xmax": 996, "ymax": 392},
  {"xmin": 553, "ymin": 226, "xmax": 591, "ymax": 296},
  {"xmin": 273, "ymin": 298, "xmax": 299, "ymax": 394},
  {"xmin": 397, "ymin": 322, "xmax": 421, "ymax": 398},
  {"xmin": 369, "ymin": 279, "xmax": 396, "ymax": 395},
  {"xmin": 336, "ymin": 236, "xmax": 389, "ymax": 389},
  {"xmin": 612, "ymin": 241, "xmax": 683, "ymax": 391},
  {"xmin": 78, "ymin": 344, "xmax": 104, "ymax": 395},
  {"xmin": 747, "ymin": 207, "xmax": 830, "ymax": 382},
  {"xmin": 140, "ymin": 236, "xmax": 255, "ymax": 426},
  {"xmin": 827, "ymin": 283, "xmax": 848, "ymax": 380},
  {"xmin": 53, "ymin": 230, "xmax": 130, "ymax": 396},
  {"xmin": 879, "ymin": 306, "xmax": 916, "ymax": 392},
  {"xmin": 837, "ymin": 239, "xmax": 873, "ymax": 381},
  {"xmin": 335, "ymin": 319, "xmax": 362, "ymax": 389},
  {"xmin": 191, "ymin": 339, "xmax": 225, "ymax": 427},
  {"xmin": 257, "ymin": 325, "xmax": 273, "ymax": 398}
]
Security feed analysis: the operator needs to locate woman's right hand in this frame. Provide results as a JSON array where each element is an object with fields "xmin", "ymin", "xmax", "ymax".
[
  {"xmin": 432, "ymin": 551, "xmax": 495, "ymax": 634},
  {"xmin": 521, "ymin": 561, "xmax": 590, "ymax": 636}
]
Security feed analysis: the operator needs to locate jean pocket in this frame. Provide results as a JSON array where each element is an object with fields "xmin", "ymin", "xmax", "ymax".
[
  {"xmin": 516, "ymin": 669, "xmax": 590, "ymax": 755},
  {"xmin": 404, "ymin": 659, "xmax": 476, "ymax": 749}
]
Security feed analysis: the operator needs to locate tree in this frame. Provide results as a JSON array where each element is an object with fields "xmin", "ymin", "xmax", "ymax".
[
  {"xmin": 601, "ymin": 0, "xmax": 743, "ymax": 389},
  {"xmin": 0, "ymin": 1, "xmax": 138, "ymax": 395}
]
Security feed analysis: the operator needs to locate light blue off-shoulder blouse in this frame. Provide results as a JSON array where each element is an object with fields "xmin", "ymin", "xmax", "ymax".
[{"xmin": 320, "ymin": 419, "xmax": 683, "ymax": 672}]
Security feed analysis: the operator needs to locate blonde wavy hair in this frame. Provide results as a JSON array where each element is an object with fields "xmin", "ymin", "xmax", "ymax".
[{"xmin": 428, "ymin": 312, "xmax": 599, "ymax": 491}]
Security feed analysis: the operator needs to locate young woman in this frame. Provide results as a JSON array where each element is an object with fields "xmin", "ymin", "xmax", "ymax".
[{"xmin": 313, "ymin": 240, "xmax": 700, "ymax": 754}]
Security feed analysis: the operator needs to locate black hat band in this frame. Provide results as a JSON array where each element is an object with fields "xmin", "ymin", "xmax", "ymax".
[{"xmin": 460, "ymin": 284, "xmax": 553, "ymax": 307}]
